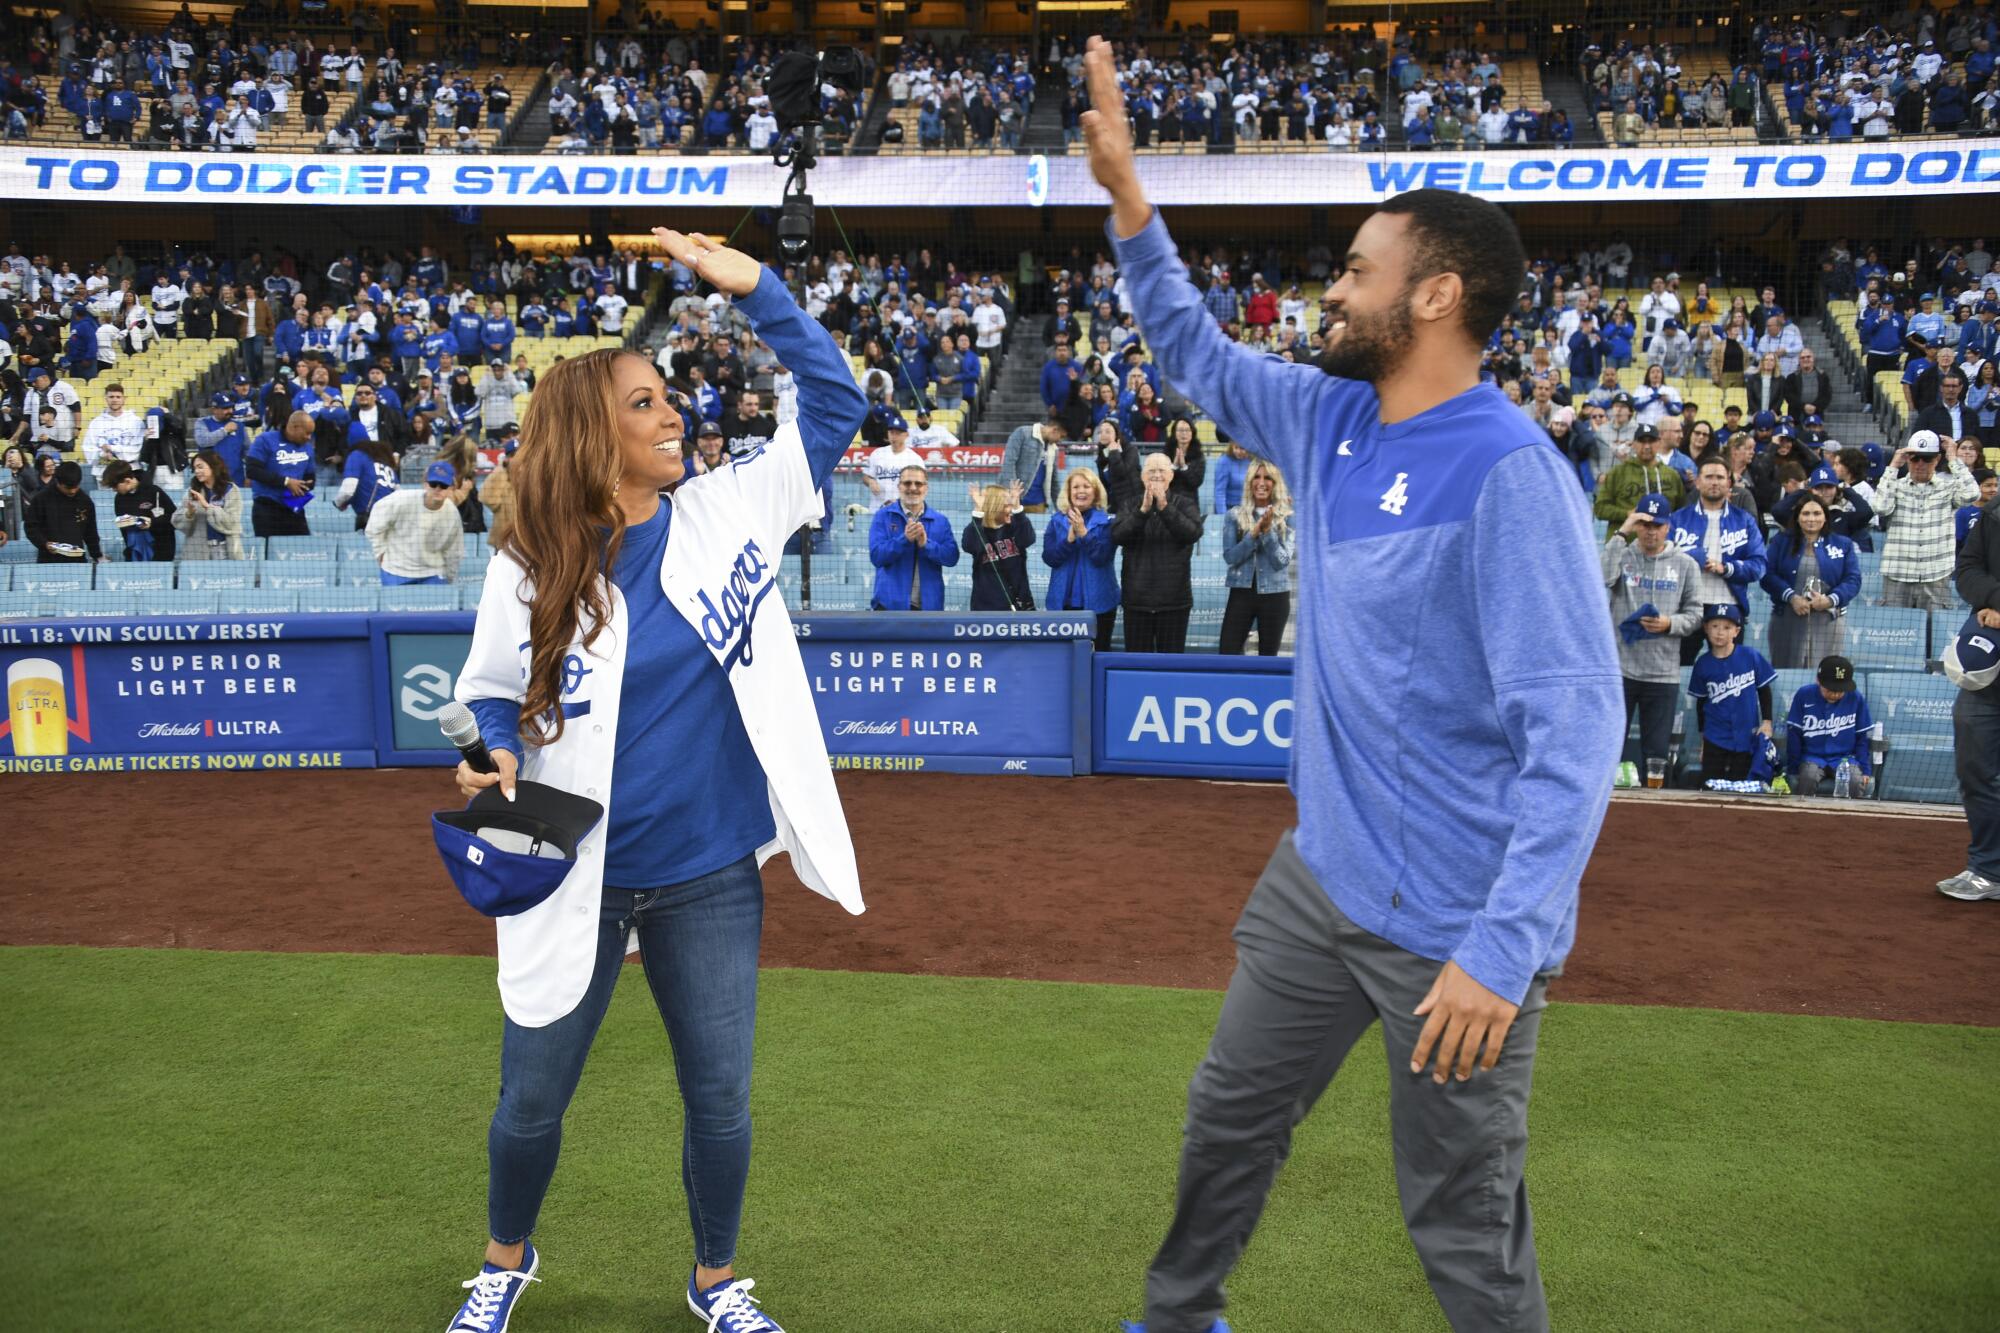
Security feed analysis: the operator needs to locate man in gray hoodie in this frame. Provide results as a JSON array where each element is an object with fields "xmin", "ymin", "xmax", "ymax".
[{"xmin": 1603, "ymin": 491, "xmax": 1703, "ymax": 779}]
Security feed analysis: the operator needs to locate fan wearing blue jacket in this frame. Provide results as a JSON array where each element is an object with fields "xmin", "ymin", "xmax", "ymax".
[
  {"xmin": 1785, "ymin": 655, "xmax": 1874, "ymax": 796},
  {"xmin": 1041, "ymin": 466, "xmax": 1120, "ymax": 650},
  {"xmin": 867, "ymin": 465, "xmax": 959, "ymax": 609},
  {"xmin": 1081, "ymin": 43, "xmax": 1622, "ymax": 1333},
  {"xmin": 1760, "ymin": 492, "xmax": 1861, "ymax": 669},
  {"xmin": 1668, "ymin": 456, "xmax": 1767, "ymax": 665}
]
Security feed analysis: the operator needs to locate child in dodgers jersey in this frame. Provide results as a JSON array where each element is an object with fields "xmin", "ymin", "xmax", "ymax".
[{"xmin": 1687, "ymin": 602, "xmax": 1776, "ymax": 782}]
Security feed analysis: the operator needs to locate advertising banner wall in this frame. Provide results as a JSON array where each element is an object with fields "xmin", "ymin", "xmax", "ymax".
[
  {"xmin": 1094, "ymin": 653, "xmax": 1295, "ymax": 781},
  {"xmin": 0, "ymin": 614, "xmax": 375, "ymax": 773},
  {"xmin": 371, "ymin": 611, "xmax": 1096, "ymax": 774},
  {"xmin": 5, "ymin": 143, "xmax": 1994, "ymax": 210}
]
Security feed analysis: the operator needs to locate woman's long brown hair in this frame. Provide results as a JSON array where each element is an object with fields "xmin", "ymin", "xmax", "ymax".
[{"xmin": 494, "ymin": 348, "xmax": 635, "ymax": 748}]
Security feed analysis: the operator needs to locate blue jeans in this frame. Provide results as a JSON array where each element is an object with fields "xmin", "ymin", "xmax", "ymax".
[
  {"xmin": 488, "ymin": 854, "xmax": 764, "ymax": 1266},
  {"xmin": 379, "ymin": 570, "xmax": 446, "ymax": 585}
]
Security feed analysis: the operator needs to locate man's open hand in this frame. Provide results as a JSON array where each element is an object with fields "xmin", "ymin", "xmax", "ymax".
[{"xmin": 1410, "ymin": 960, "xmax": 1520, "ymax": 1084}]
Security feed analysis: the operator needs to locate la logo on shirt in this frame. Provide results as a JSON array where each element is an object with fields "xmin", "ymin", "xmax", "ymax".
[{"xmin": 1379, "ymin": 473, "xmax": 1410, "ymax": 516}]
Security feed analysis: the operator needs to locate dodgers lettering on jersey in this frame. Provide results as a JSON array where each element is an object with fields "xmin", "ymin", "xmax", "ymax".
[
  {"xmin": 1671, "ymin": 522, "xmax": 1754, "ymax": 560},
  {"xmin": 514, "ymin": 637, "xmax": 594, "ymax": 718},
  {"xmin": 694, "ymin": 537, "xmax": 774, "ymax": 671},
  {"xmin": 1688, "ymin": 645, "xmax": 1774, "ymax": 753}
]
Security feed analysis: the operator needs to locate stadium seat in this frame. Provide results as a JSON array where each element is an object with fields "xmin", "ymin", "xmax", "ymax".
[
  {"xmin": 14, "ymin": 565, "xmax": 93, "ymax": 594},
  {"xmin": 260, "ymin": 561, "xmax": 340, "ymax": 590},
  {"xmin": 180, "ymin": 566, "xmax": 258, "ymax": 591},
  {"xmin": 216, "ymin": 590, "xmax": 299, "ymax": 615},
  {"xmin": 1866, "ymin": 670, "xmax": 1959, "ymax": 804},
  {"xmin": 380, "ymin": 584, "xmax": 458, "ymax": 612},
  {"xmin": 153, "ymin": 590, "xmax": 221, "ymax": 616},
  {"xmin": 1843, "ymin": 605, "xmax": 1929, "ymax": 672},
  {"xmin": 297, "ymin": 587, "xmax": 379, "ymax": 614},
  {"xmin": 341, "ymin": 563, "xmax": 383, "ymax": 588},
  {"xmin": 0, "ymin": 541, "xmax": 32, "ymax": 564},
  {"xmin": 0, "ymin": 591, "xmax": 36, "ymax": 619},
  {"xmin": 264, "ymin": 536, "xmax": 344, "ymax": 562},
  {"xmin": 68, "ymin": 589, "xmax": 142, "ymax": 617},
  {"xmin": 99, "ymin": 565, "xmax": 174, "ymax": 592},
  {"xmin": 456, "ymin": 578, "xmax": 485, "ymax": 609}
]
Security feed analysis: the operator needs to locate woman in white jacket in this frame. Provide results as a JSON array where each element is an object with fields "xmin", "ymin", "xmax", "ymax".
[{"xmin": 442, "ymin": 229, "xmax": 866, "ymax": 1333}]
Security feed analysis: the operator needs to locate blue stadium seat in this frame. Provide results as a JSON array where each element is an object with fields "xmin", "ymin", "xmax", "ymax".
[
  {"xmin": 68, "ymin": 589, "xmax": 141, "ymax": 617},
  {"xmin": 260, "ymin": 560, "xmax": 340, "ymax": 590},
  {"xmin": 334, "ymin": 533, "xmax": 375, "ymax": 561},
  {"xmin": 456, "ymin": 577, "xmax": 484, "ymax": 609},
  {"xmin": 216, "ymin": 589, "xmax": 299, "ymax": 615},
  {"xmin": 380, "ymin": 584, "xmax": 457, "ymax": 612},
  {"xmin": 1843, "ymin": 605, "xmax": 1929, "ymax": 672},
  {"xmin": 14, "ymin": 564, "xmax": 93, "ymax": 594},
  {"xmin": 153, "ymin": 590, "xmax": 220, "ymax": 616},
  {"xmin": 180, "ymin": 565, "xmax": 258, "ymax": 591},
  {"xmin": 99, "ymin": 565, "xmax": 174, "ymax": 592},
  {"xmin": 0, "ymin": 566, "xmax": 9, "ymax": 590},
  {"xmin": 0, "ymin": 542, "xmax": 33, "ymax": 564},
  {"xmin": 341, "ymin": 563, "xmax": 382, "ymax": 588},
  {"xmin": 297, "ymin": 587, "xmax": 378, "ymax": 614},
  {"xmin": 1866, "ymin": 670, "xmax": 1958, "ymax": 804},
  {"xmin": 0, "ymin": 591, "xmax": 36, "ymax": 619},
  {"xmin": 264, "ymin": 535, "xmax": 343, "ymax": 562}
]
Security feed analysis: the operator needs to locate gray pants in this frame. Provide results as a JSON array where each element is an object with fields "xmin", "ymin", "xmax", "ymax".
[
  {"xmin": 1880, "ymin": 577, "xmax": 1955, "ymax": 611},
  {"xmin": 1144, "ymin": 832, "xmax": 1551, "ymax": 1333}
]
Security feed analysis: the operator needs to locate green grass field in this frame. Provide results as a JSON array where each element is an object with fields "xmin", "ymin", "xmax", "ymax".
[{"xmin": 5, "ymin": 947, "xmax": 1997, "ymax": 1331}]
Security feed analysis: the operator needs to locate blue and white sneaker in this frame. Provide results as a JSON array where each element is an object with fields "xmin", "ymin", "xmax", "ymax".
[
  {"xmin": 447, "ymin": 1242, "xmax": 540, "ymax": 1333},
  {"xmin": 688, "ymin": 1271, "xmax": 786, "ymax": 1332},
  {"xmin": 1120, "ymin": 1320, "xmax": 1231, "ymax": 1332}
]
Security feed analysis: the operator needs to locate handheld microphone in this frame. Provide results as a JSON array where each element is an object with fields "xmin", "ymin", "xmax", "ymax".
[{"xmin": 438, "ymin": 701, "xmax": 497, "ymax": 775}]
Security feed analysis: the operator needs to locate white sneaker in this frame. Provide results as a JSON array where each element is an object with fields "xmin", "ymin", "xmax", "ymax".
[{"xmin": 1937, "ymin": 870, "xmax": 2000, "ymax": 901}]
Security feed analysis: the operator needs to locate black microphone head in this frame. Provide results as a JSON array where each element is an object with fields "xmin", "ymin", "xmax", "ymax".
[{"xmin": 438, "ymin": 700, "xmax": 480, "ymax": 748}]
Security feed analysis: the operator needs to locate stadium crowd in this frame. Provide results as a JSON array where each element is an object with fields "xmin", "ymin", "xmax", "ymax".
[{"xmin": 6, "ymin": 219, "xmax": 2000, "ymax": 796}]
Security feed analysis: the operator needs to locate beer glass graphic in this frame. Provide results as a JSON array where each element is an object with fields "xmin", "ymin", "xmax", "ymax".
[{"xmin": 7, "ymin": 658, "xmax": 69, "ymax": 757}]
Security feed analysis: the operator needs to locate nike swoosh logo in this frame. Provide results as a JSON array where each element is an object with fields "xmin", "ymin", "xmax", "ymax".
[{"xmin": 1337, "ymin": 439, "xmax": 1353, "ymax": 455}]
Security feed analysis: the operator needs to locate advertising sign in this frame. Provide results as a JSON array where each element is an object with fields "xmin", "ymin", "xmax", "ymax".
[
  {"xmin": 0, "ymin": 615, "xmax": 375, "ymax": 773},
  {"xmin": 798, "ymin": 613, "xmax": 1093, "ymax": 775},
  {"xmin": 7, "ymin": 143, "xmax": 1992, "ymax": 209},
  {"xmin": 1094, "ymin": 653, "xmax": 1295, "ymax": 781}
]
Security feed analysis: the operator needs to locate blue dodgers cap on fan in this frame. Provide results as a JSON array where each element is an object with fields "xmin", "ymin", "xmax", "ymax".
[
  {"xmin": 432, "ymin": 781, "xmax": 605, "ymax": 917},
  {"xmin": 1702, "ymin": 601, "xmax": 1743, "ymax": 625},
  {"xmin": 426, "ymin": 461, "xmax": 457, "ymax": 486},
  {"xmin": 1944, "ymin": 615, "xmax": 2000, "ymax": 692},
  {"xmin": 1809, "ymin": 464, "xmax": 1840, "ymax": 487},
  {"xmin": 1634, "ymin": 493, "xmax": 1673, "ymax": 523},
  {"xmin": 208, "ymin": 391, "xmax": 233, "ymax": 408}
]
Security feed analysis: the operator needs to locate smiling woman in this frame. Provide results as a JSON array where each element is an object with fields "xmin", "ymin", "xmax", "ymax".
[{"xmin": 437, "ymin": 228, "xmax": 869, "ymax": 1333}]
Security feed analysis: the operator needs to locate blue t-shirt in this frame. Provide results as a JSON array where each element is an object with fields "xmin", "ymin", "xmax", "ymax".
[
  {"xmin": 600, "ymin": 504, "xmax": 775, "ymax": 885},
  {"xmin": 1785, "ymin": 684, "xmax": 1875, "ymax": 775},
  {"xmin": 1688, "ymin": 644, "xmax": 1776, "ymax": 754}
]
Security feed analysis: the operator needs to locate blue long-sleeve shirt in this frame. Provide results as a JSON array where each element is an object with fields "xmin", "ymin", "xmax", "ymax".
[
  {"xmin": 1110, "ymin": 208, "xmax": 1624, "ymax": 1004},
  {"xmin": 1210, "ymin": 450, "xmax": 1252, "ymax": 513},
  {"xmin": 468, "ymin": 265, "xmax": 861, "ymax": 882}
]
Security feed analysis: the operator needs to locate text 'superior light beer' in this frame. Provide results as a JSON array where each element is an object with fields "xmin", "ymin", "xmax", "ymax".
[{"xmin": 7, "ymin": 658, "xmax": 69, "ymax": 757}]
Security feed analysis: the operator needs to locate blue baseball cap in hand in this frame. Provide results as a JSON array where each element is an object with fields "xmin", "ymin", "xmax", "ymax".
[
  {"xmin": 1634, "ymin": 493, "xmax": 1673, "ymax": 523},
  {"xmin": 433, "ymin": 782, "xmax": 606, "ymax": 917}
]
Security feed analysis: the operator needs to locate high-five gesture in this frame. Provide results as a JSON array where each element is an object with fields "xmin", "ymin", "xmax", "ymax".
[
  {"xmin": 1080, "ymin": 36, "xmax": 1151, "ymax": 240},
  {"xmin": 652, "ymin": 228, "xmax": 766, "ymax": 298}
]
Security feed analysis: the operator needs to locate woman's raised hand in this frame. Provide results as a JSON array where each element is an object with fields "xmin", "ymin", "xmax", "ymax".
[{"xmin": 652, "ymin": 228, "xmax": 766, "ymax": 298}]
